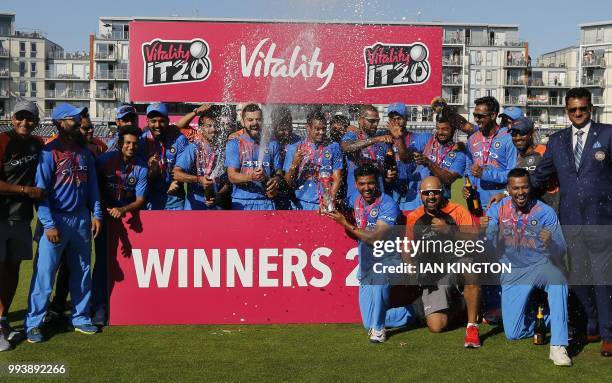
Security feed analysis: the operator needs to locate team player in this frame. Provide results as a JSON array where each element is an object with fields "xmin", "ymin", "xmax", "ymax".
[
  {"xmin": 26, "ymin": 103, "xmax": 103, "ymax": 343},
  {"xmin": 284, "ymin": 111, "xmax": 343, "ymax": 210},
  {"xmin": 174, "ymin": 107, "xmax": 231, "ymax": 210},
  {"xmin": 269, "ymin": 106, "xmax": 300, "ymax": 210},
  {"xmin": 323, "ymin": 163, "xmax": 416, "ymax": 343},
  {"xmin": 225, "ymin": 103, "xmax": 282, "ymax": 210},
  {"xmin": 483, "ymin": 168, "xmax": 571, "ymax": 366},
  {"xmin": 341, "ymin": 104, "xmax": 409, "ymax": 204},
  {"xmin": 0, "ymin": 101, "xmax": 45, "ymax": 351},
  {"xmin": 381, "ymin": 103, "xmax": 429, "ymax": 211},
  {"xmin": 464, "ymin": 96, "xmax": 517, "ymax": 212},
  {"xmin": 92, "ymin": 125, "xmax": 148, "ymax": 325},
  {"xmin": 140, "ymin": 102, "xmax": 189, "ymax": 210},
  {"xmin": 413, "ymin": 113, "xmax": 467, "ymax": 200},
  {"xmin": 106, "ymin": 104, "xmax": 139, "ymax": 152},
  {"xmin": 405, "ymin": 176, "xmax": 482, "ymax": 348}
]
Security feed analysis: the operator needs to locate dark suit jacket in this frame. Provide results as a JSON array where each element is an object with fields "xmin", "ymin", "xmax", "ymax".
[{"xmin": 533, "ymin": 121, "xmax": 612, "ymax": 225}]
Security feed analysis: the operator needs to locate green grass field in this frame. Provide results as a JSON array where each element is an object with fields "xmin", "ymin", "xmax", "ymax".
[{"xmin": 1, "ymin": 182, "xmax": 611, "ymax": 382}]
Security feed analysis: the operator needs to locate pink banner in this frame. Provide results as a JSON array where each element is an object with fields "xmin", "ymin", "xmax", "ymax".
[
  {"xmin": 129, "ymin": 20, "xmax": 442, "ymax": 104},
  {"xmin": 108, "ymin": 211, "xmax": 362, "ymax": 325}
]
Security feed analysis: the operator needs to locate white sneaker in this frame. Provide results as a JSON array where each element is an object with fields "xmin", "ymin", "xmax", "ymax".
[
  {"xmin": 549, "ymin": 345, "xmax": 572, "ymax": 367},
  {"xmin": 368, "ymin": 328, "xmax": 386, "ymax": 343}
]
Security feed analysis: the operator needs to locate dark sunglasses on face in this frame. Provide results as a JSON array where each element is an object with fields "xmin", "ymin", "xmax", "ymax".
[
  {"xmin": 473, "ymin": 113, "xmax": 491, "ymax": 119},
  {"xmin": 80, "ymin": 126, "xmax": 92, "ymax": 132},
  {"xmin": 567, "ymin": 106, "xmax": 589, "ymax": 114},
  {"xmin": 420, "ymin": 189, "xmax": 442, "ymax": 196},
  {"xmin": 364, "ymin": 118, "xmax": 380, "ymax": 124},
  {"xmin": 509, "ymin": 130, "xmax": 528, "ymax": 137}
]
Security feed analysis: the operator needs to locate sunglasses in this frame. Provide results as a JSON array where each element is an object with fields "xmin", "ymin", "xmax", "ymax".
[
  {"xmin": 363, "ymin": 118, "xmax": 380, "ymax": 124},
  {"xmin": 509, "ymin": 130, "xmax": 529, "ymax": 137},
  {"xmin": 420, "ymin": 189, "xmax": 442, "ymax": 196},
  {"xmin": 472, "ymin": 113, "xmax": 491, "ymax": 119},
  {"xmin": 80, "ymin": 126, "xmax": 92, "ymax": 132},
  {"xmin": 567, "ymin": 106, "xmax": 589, "ymax": 114}
]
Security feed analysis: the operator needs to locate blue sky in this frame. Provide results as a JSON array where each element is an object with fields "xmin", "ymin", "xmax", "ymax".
[{"xmin": 3, "ymin": 0, "xmax": 612, "ymax": 58}]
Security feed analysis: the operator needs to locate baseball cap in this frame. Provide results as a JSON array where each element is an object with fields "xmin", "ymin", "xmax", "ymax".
[
  {"xmin": 51, "ymin": 103, "xmax": 85, "ymax": 121},
  {"xmin": 499, "ymin": 106, "xmax": 523, "ymax": 121},
  {"xmin": 13, "ymin": 100, "xmax": 39, "ymax": 118},
  {"xmin": 116, "ymin": 104, "xmax": 137, "ymax": 119},
  {"xmin": 146, "ymin": 102, "xmax": 168, "ymax": 118},
  {"xmin": 508, "ymin": 117, "xmax": 534, "ymax": 135},
  {"xmin": 387, "ymin": 102, "xmax": 408, "ymax": 118}
]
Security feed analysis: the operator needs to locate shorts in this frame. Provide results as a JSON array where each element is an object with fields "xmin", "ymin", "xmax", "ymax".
[
  {"xmin": 420, "ymin": 274, "xmax": 457, "ymax": 316},
  {"xmin": 0, "ymin": 220, "xmax": 33, "ymax": 263}
]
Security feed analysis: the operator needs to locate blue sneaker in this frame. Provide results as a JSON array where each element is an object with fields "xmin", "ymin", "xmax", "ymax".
[
  {"xmin": 26, "ymin": 328, "xmax": 44, "ymax": 343},
  {"xmin": 74, "ymin": 324, "xmax": 98, "ymax": 335}
]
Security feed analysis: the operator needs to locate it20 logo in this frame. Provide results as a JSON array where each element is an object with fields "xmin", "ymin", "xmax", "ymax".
[
  {"xmin": 142, "ymin": 38, "xmax": 212, "ymax": 86},
  {"xmin": 363, "ymin": 42, "xmax": 431, "ymax": 89}
]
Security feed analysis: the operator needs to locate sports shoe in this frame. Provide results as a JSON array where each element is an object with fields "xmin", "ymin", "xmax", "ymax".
[
  {"xmin": 368, "ymin": 328, "xmax": 386, "ymax": 343},
  {"xmin": 26, "ymin": 328, "xmax": 44, "ymax": 343},
  {"xmin": 0, "ymin": 320, "xmax": 22, "ymax": 343},
  {"xmin": 74, "ymin": 324, "xmax": 98, "ymax": 335},
  {"xmin": 464, "ymin": 325, "xmax": 481, "ymax": 348},
  {"xmin": 92, "ymin": 307, "xmax": 107, "ymax": 327},
  {"xmin": 0, "ymin": 329, "xmax": 11, "ymax": 351},
  {"xmin": 549, "ymin": 345, "xmax": 572, "ymax": 366}
]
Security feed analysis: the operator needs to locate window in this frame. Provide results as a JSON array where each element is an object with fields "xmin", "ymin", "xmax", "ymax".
[
  {"xmin": 19, "ymin": 42, "xmax": 26, "ymax": 57},
  {"xmin": 18, "ymin": 81, "xmax": 27, "ymax": 96},
  {"xmin": 19, "ymin": 62, "xmax": 26, "ymax": 77},
  {"xmin": 30, "ymin": 82, "xmax": 37, "ymax": 97},
  {"xmin": 30, "ymin": 42, "xmax": 37, "ymax": 58},
  {"xmin": 30, "ymin": 62, "xmax": 36, "ymax": 77}
]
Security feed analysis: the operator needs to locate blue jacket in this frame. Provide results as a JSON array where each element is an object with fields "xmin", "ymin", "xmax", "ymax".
[{"xmin": 532, "ymin": 121, "xmax": 612, "ymax": 225}]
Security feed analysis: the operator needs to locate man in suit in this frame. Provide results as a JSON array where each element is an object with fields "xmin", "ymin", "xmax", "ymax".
[{"xmin": 532, "ymin": 87, "xmax": 611, "ymax": 357}]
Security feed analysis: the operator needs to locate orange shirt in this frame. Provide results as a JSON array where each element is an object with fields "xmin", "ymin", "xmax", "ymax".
[{"xmin": 405, "ymin": 201, "xmax": 477, "ymax": 240}]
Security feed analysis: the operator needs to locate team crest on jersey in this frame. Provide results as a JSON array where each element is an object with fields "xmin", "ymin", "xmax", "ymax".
[
  {"xmin": 530, "ymin": 219, "xmax": 538, "ymax": 226},
  {"xmin": 169, "ymin": 147, "xmax": 176, "ymax": 154},
  {"xmin": 594, "ymin": 150, "xmax": 606, "ymax": 161},
  {"xmin": 324, "ymin": 151, "xmax": 331, "ymax": 159},
  {"xmin": 528, "ymin": 157, "xmax": 534, "ymax": 164},
  {"xmin": 494, "ymin": 141, "xmax": 501, "ymax": 149},
  {"xmin": 128, "ymin": 176, "xmax": 137, "ymax": 185},
  {"xmin": 370, "ymin": 209, "xmax": 379, "ymax": 218},
  {"xmin": 448, "ymin": 151, "xmax": 456, "ymax": 158}
]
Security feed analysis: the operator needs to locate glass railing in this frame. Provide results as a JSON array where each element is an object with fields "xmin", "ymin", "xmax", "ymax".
[
  {"xmin": 45, "ymin": 71, "xmax": 89, "ymax": 80},
  {"xmin": 581, "ymin": 77, "xmax": 604, "ymax": 87},
  {"xmin": 527, "ymin": 97, "xmax": 564, "ymax": 106},
  {"xmin": 95, "ymin": 89, "xmax": 115, "ymax": 98},
  {"xmin": 48, "ymin": 51, "xmax": 90, "ymax": 60},
  {"xmin": 94, "ymin": 52, "xmax": 117, "ymax": 60},
  {"xmin": 45, "ymin": 89, "xmax": 90, "ymax": 99},
  {"xmin": 582, "ymin": 57, "xmax": 606, "ymax": 67},
  {"xmin": 0, "ymin": 48, "xmax": 8, "ymax": 57},
  {"xmin": 442, "ymin": 57, "xmax": 462, "ymax": 66},
  {"xmin": 0, "ymin": 68, "xmax": 8, "ymax": 77},
  {"xmin": 97, "ymin": 31, "xmax": 129, "ymax": 40},
  {"xmin": 505, "ymin": 58, "xmax": 528, "ymax": 67},
  {"xmin": 504, "ymin": 96, "xmax": 525, "ymax": 105}
]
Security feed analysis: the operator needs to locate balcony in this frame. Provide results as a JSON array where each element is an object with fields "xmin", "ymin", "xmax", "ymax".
[
  {"xmin": 97, "ymin": 31, "xmax": 129, "ymax": 40},
  {"xmin": 466, "ymin": 38, "xmax": 527, "ymax": 47},
  {"xmin": 527, "ymin": 79, "xmax": 569, "ymax": 88},
  {"xmin": 0, "ymin": 48, "xmax": 8, "ymax": 57},
  {"xmin": 0, "ymin": 89, "xmax": 8, "ymax": 98},
  {"xmin": 45, "ymin": 89, "xmax": 90, "ymax": 100},
  {"xmin": 94, "ymin": 52, "xmax": 117, "ymax": 60},
  {"xmin": 14, "ymin": 29, "xmax": 46, "ymax": 39},
  {"xmin": 45, "ymin": 71, "xmax": 89, "ymax": 80},
  {"xmin": 581, "ymin": 77, "xmax": 604, "ymax": 87},
  {"xmin": 446, "ymin": 95, "xmax": 463, "ymax": 105},
  {"xmin": 443, "ymin": 34, "xmax": 465, "ymax": 45},
  {"xmin": 95, "ymin": 69, "xmax": 128, "ymax": 81},
  {"xmin": 95, "ymin": 89, "xmax": 116, "ymax": 99},
  {"xmin": 504, "ymin": 96, "xmax": 526, "ymax": 105},
  {"xmin": 442, "ymin": 74, "xmax": 462, "ymax": 86},
  {"xmin": 505, "ymin": 78, "xmax": 527, "ymax": 87},
  {"xmin": 0, "ymin": 68, "xmax": 8, "ymax": 78},
  {"xmin": 592, "ymin": 96, "xmax": 604, "ymax": 105},
  {"xmin": 442, "ymin": 56, "xmax": 462, "ymax": 66},
  {"xmin": 504, "ymin": 58, "xmax": 529, "ymax": 67},
  {"xmin": 48, "ymin": 51, "xmax": 90, "ymax": 60},
  {"xmin": 582, "ymin": 57, "xmax": 606, "ymax": 68},
  {"xmin": 527, "ymin": 96, "xmax": 564, "ymax": 107}
]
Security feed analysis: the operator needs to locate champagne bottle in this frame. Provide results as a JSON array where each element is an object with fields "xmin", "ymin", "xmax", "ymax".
[
  {"xmin": 534, "ymin": 305, "xmax": 546, "ymax": 345},
  {"xmin": 384, "ymin": 148, "xmax": 397, "ymax": 174},
  {"xmin": 319, "ymin": 173, "xmax": 334, "ymax": 213},
  {"xmin": 464, "ymin": 176, "xmax": 483, "ymax": 216}
]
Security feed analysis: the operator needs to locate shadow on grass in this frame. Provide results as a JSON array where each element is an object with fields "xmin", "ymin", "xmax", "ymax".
[{"xmin": 479, "ymin": 325, "xmax": 504, "ymax": 346}]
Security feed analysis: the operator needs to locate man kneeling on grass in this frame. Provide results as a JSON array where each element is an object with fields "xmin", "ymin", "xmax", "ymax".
[{"xmin": 323, "ymin": 163, "xmax": 417, "ymax": 343}]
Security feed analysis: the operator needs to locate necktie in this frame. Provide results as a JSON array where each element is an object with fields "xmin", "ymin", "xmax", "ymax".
[{"xmin": 574, "ymin": 130, "xmax": 584, "ymax": 171}]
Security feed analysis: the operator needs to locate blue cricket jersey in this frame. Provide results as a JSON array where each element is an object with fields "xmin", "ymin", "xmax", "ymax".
[{"xmin": 96, "ymin": 150, "xmax": 148, "ymax": 208}]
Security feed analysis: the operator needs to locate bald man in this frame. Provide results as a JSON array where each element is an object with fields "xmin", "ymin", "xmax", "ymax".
[{"xmin": 406, "ymin": 176, "xmax": 483, "ymax": 348}]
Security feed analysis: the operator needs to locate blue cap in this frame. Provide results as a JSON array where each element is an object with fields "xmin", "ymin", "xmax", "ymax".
[
  {"xmin": 508, "ymin": 117, "xmax": 534, "ymax": 135},
  {"xmin": 387, "ymin": 102, "xmax": 407, "ymax": 118},
  {"xmin": 51, "ymin": 103, "xmax": 85, "ymax": 121},
  {"xmin": 499, "ymin": 106, "xmax": 523, "ymax": 121},
  {"xmin": 116, "ymin": 104, "xmax": 137, "ymax": 119},
  {"xmin": 146, "ymin": 102, "xmax": 168, "ymax": 118}
]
